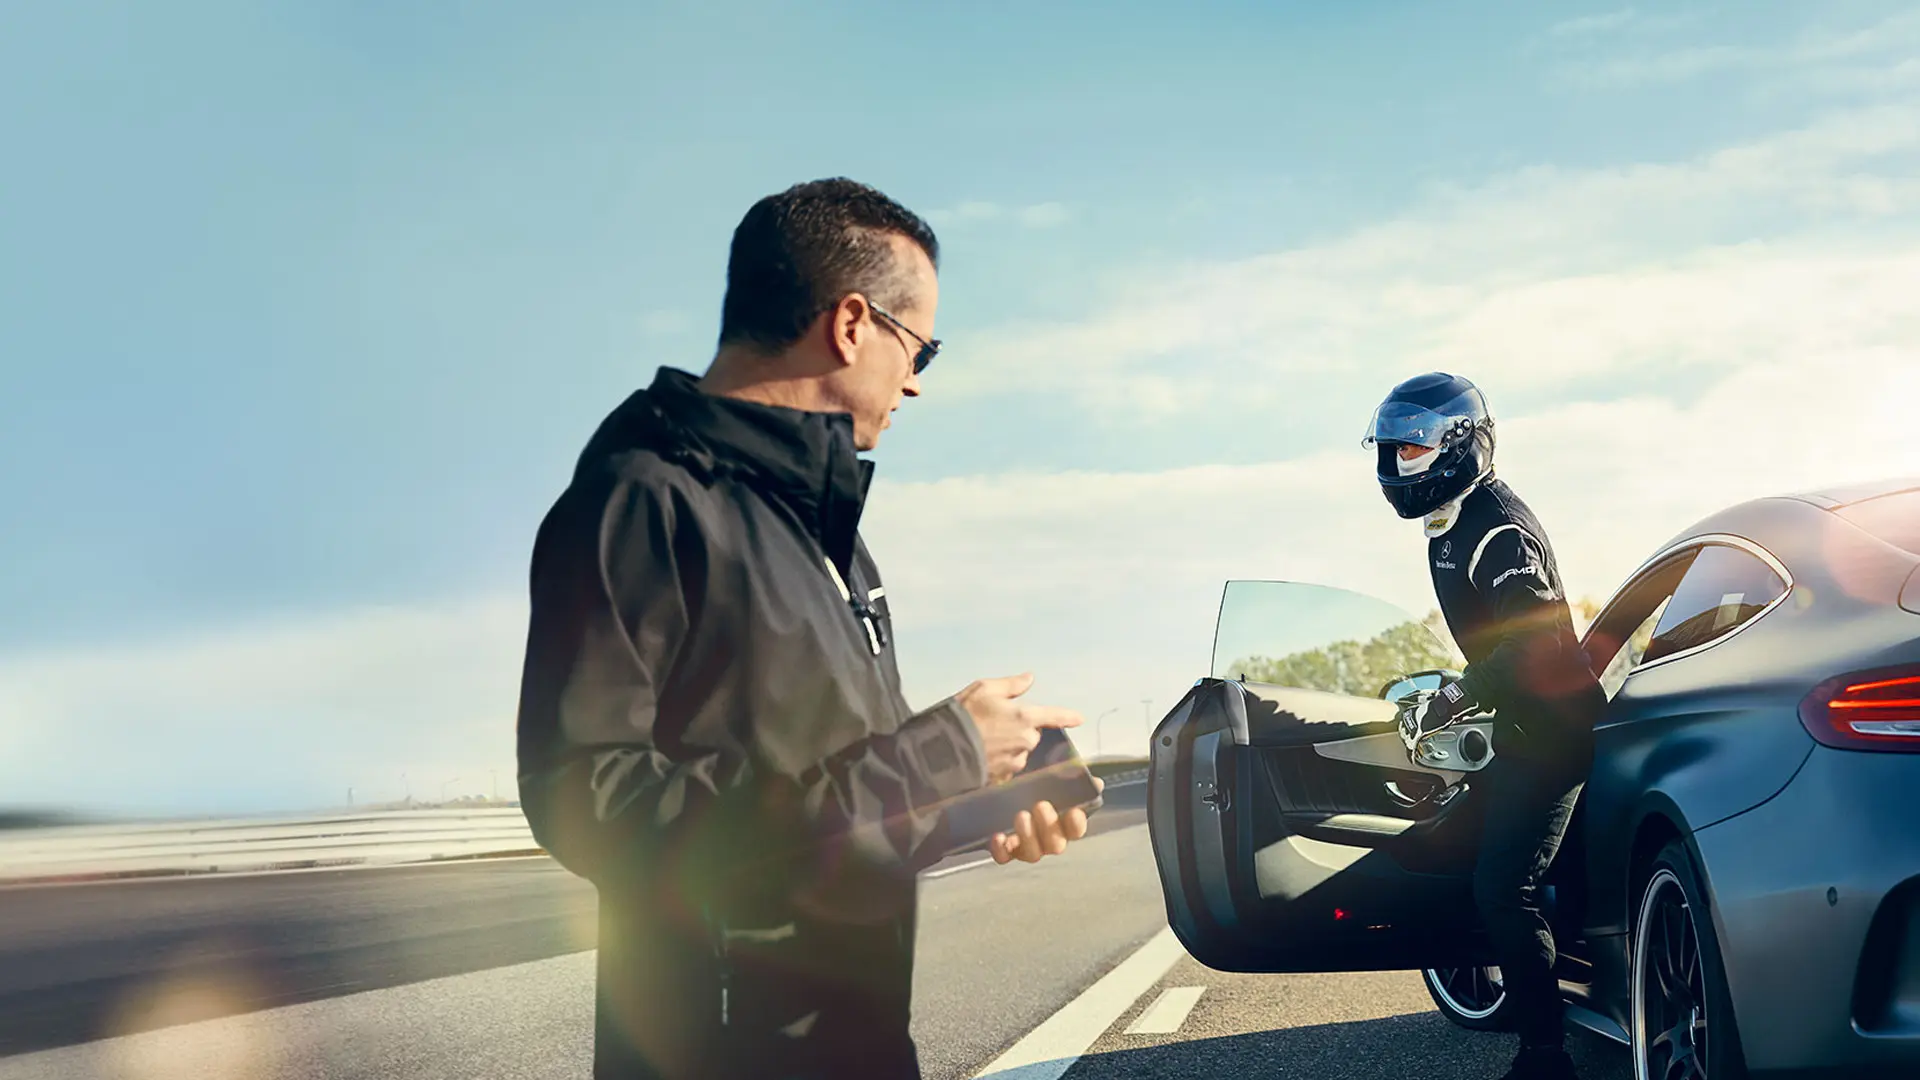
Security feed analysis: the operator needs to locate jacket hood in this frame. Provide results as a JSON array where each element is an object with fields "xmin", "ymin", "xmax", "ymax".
[{"xmin": 577, "ymin": 366, "xmax": 874, "ymax": 569}]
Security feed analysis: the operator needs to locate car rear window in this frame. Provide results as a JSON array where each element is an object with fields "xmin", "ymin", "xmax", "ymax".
[
  {"xmin": 1836, "ymin": 489, "xmax": 1920, "ymax": 557},
  {"xmin": 1641, "ymin": 543, "xmax": 1788, "ymax": 665}
]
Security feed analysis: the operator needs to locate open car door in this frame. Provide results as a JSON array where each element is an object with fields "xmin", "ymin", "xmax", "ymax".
[{"xmin": 1148, "ymin": 580, "xmax": 1502, "ymax": 973}]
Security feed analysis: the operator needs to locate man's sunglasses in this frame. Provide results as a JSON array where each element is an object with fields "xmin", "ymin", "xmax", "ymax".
[{"xmin": 869, "ymin": 303, "xmax": 940, "ymax": 374}]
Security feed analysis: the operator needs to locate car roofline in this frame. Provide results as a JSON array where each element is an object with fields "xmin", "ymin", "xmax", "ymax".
[
  {"xmin": 1776, "ymin": 474, "xmax": 1920, "ymax": 510},
  {"xmin": 1587, "ymin": 473, "xmax": 1920, "ymax": 639}
]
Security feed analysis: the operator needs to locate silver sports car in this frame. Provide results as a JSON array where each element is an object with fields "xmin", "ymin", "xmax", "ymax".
[{"xmin": 1147, "ymin": 475, "xmax": 1920, "ymax": 1079}]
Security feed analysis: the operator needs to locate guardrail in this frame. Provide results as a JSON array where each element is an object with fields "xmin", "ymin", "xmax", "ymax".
[
  {"xmin": 0, "ymin": 771, "xmax": 1155, "ymax": 888},
  {"xmin": 0, "ymin": 808, "xmax": 543, "ymax": 886}
]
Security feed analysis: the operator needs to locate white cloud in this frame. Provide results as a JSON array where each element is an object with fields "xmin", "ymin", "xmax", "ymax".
[
  {"xmin": 929, "ymin": 200, "xmax": 1005, "ymax": 225},
  {"xmin": 927, "ymin": 201, "xmax": 1071, "ymax": 230},
  {"xmin": 640, "ymin": 310, "xmax": 692, "ymax": 337},
  {"xmin": 1550, "ymin": 9, "xmax": 1920, "ymax": 89},
  {"xmin": 1797, "ymin": 10, "xmax": 1920, "ymax": 64},
  {"xmin": 1570, "ymin": 45, "xmax": 1757, "ymax": 87},
  {"xmin": 1016, "ymin": 202, "xmax": 1069, "ymax": 228},
  {"xmin": 11, "ymin": 354, "xmax": 1912, "ymax": 811},
  {"xmin": 0, "ymin": 598, "xmax": 528, "ymax": 815},
  {"xmin": 934, "ymin": 102, "xmax": 1920, "ymax": 416},
  {"xmin": 14, "ymin": 90, "xmax": 1920, "ymax": 812},
  {"xmin": 1548, "ymin": 10, "xmax": 1641, "ymax": 39},
  {"xmin": 1806, "ymin": 56, "xmax": 1920, "ymax": 96}
]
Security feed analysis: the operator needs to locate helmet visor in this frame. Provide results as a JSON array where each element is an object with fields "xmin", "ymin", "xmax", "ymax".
[{"xmin": 1362, "ymin": 390, "xmax": 1480, "ymax": 449}]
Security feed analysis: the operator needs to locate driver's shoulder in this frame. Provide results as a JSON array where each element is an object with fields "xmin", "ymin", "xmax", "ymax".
[
  {"xmin": 1477, "ymin": 479, "xmax": 1551, "ymax": 533},
  {"xmin": 1454, "ymin": 510, "xmax": 1542, "ymax": 587}
]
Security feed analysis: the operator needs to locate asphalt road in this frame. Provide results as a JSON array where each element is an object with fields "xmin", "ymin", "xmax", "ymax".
[
  {"xmin": 1058, "ymin": 952, "xmax": 1630, "ymax": 1080},
  {"xmin": 0, "ymin": 782, "xmax": 1634, "ymax": 1079}
]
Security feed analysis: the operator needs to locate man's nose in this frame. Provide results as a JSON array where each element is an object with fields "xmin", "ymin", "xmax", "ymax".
[{"xmin": 903, "ymin": 369, "xmax": 922, "ymax": 397}]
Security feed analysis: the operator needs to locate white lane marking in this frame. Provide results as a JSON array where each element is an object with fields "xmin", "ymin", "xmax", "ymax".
[
  {"xmin": 1123, "ymin": 986, "xmax": 1206, "ymax": 1035},
  {"xmin": 973, "ymin": 926, "xmax": 1186, "ymax": 1079},
  {"xmin": 924, "ymin": 857, "xmax": 995, "ymax": 879}
]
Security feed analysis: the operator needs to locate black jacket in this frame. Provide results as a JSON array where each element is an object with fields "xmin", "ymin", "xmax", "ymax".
[
  {"xmin": 1428, "ymin": 478, "xmax": 1603, "ymax": 770},
  {"xmin": 515, "ymin": 366, "xmax": 990, "ymax": 1079}
]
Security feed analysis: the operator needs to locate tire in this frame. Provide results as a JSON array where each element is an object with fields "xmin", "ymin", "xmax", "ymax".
[
  {"xmin": 1631, "ymin": 840, "xmax": 1747, "ymax": 1080},
  {"xmin": 1421, "ymin": 965, "xmax": 1516, "ymax": 1031}
]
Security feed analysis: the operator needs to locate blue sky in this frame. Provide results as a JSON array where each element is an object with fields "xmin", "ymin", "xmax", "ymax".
[{"xmin": 6, "ymin": 2, "xmax": 1920, "ymax": 816}]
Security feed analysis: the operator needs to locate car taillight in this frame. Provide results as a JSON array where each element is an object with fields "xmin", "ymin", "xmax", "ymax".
[{"xmin": 1799, "ymin": 665, "xmax": 1920, "ymax": 752}]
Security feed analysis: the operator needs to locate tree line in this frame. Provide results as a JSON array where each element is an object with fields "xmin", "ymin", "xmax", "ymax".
[{"xmin": 1223, "ymin": 597, "xmax": 1602, "ymax": 699}]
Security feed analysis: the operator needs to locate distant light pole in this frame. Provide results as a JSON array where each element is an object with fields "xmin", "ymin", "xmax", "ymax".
[
  {"xmin": 1093, "ymin": 707, "xmax": 1119, "ymax": 760},
  {"xmin": 440, "ymin": 776, "xmax": 461, "ymax": 803},
  {"xmin": 401, "ymin": 772, "xmax": 410, "ymax": 802},
  {"xmin": 347, "ymin": 787, "xmax": 355, "ymax": 806}
]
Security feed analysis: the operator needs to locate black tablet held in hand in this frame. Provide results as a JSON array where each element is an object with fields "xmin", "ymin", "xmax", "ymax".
[{"xmin": 940, "ymin": 727, "xmax": 1104, "ymax": 857}]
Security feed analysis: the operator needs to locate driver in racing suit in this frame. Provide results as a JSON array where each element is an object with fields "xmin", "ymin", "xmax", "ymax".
[{"xmin": 1366, "ymin": 372, "xmax": 1606, "ymax": 1080}]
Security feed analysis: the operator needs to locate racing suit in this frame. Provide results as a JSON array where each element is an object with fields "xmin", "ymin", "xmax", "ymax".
[{"xmin": 1427, "ymin": 478, "xmax": 1605, "ymax": 1050}]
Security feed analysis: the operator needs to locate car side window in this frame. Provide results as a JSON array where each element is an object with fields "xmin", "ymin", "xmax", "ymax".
[
  {"xmin": 1586, "ymin": 550, "xmax": 1696, "ymax": 701},
  {"xmin": 1640, "ymin": 543, "xmax": 1788, "ymax": 666},
  {"xmin": 1598, "ymin": 596, "xmax": 1673, "ymax": 699}
]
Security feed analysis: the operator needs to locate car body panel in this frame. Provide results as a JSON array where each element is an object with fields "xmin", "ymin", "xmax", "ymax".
[
  {"xmin": 1694, "ymin": 745, "xmax": 1920, "ymax": 1076},
  {"xmin": 1580, "ymin": 668, "xmax": 1817, "ymax": 937},
  {"xmin": 1576, "ymin": 496, "xmax": 1920, "ymax": 936}
]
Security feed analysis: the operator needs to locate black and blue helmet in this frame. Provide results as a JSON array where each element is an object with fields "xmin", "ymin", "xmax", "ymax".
[{"xmin": 1363, "ymin": 372, "xmax": 1496, "ymax": 519}]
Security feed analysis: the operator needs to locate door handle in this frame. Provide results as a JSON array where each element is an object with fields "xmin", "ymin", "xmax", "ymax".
[
  {"xmin": 1386, "ymin": 780, "xmax": 1468, "ymax": 809},
  {"xmin": 1383, "ymin": 781, "xmax": 1426, "ymax": 807},
  {"xmin": 1199, "ymin": 780, "xmax": 1231, "ymax": 813}
]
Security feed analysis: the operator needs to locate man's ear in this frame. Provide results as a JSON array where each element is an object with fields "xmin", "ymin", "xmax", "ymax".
[{"xmin": 824, "ymin": 293, "xmax": 869, "ymax": 368}]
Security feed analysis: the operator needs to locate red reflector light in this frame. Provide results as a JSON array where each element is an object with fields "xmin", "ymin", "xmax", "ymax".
[
  {"xmin": 1333, "ymin": 908, "xmax": 1349, "ymax": 921},
  {"xmin": 1800, "ymin": 667, "xmax": 1920, "ymax": 751}
]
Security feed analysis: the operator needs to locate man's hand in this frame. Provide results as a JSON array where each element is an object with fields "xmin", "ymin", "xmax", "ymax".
[
  {"xmin": 988, "ymin": 792, "xmax": 1097, "ymax": 864},
  {"xmin": 955, "ymin": 672, "xmax": 1083, "ymax": 783}
]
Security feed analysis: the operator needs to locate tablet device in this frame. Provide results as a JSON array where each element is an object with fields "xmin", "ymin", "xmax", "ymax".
[{"xmin": 939, "ymin": 727, "xmax": 1104, "ymax": 857}]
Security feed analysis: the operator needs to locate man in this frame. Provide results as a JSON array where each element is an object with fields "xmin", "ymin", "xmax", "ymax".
[
  {"xmin": 1364, "ymin": 372, "xmax": 1604, "ymax": 1080},
  {"xmin": 515, "ymin": 178, "xmax": 1094, "ymax": 1080}
]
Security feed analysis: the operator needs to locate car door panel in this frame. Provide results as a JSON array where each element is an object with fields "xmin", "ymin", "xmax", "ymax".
[
  {"xmin": 1149, "ymin": 580, "xmax": 1505, "ymax": 974},
  {"xmin": 1312, "ymin": 731, "xmax": 1466, "ymax": 783},
  {"xmin": 1238, "ymin": 680, "xmax": 1472, "ymax": 841},
  {"xmin": 1151, "ymin": 676, "xmax": 1494, "ymax": 974}
]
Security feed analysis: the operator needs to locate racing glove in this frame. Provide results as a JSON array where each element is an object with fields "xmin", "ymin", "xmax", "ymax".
[{"xmin": 1411, "ymin": 681, "xmax": 1480, "ymax": 737}]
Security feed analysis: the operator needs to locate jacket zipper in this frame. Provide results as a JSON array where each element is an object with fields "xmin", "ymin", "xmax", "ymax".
[
  {"xmin": 822, "ymin": 557, "xmax": 884, "ymax": 656},
  {"xmin": 704, "ymin": 904, "xmax": 731, "ymax": 1027}
]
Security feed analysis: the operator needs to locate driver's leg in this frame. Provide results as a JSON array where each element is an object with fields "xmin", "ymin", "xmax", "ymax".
[{"xmin": 1473, "ymin": 754, "xmax": 1583, "ymax": 1076}]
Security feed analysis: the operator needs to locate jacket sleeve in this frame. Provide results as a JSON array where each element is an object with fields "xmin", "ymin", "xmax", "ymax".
[
  {"xmin": 514, "ymin": 474, "xmax": 989, "ymax": 906},
  {"xmin": 1456, "ymin": 526, "xmax": 1579, "ymax": 717}
]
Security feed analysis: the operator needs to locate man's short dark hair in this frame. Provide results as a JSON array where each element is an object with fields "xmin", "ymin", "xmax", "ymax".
[{"xmin": 718, "ymin": 178, "xmax": 940, "ymax": 352}]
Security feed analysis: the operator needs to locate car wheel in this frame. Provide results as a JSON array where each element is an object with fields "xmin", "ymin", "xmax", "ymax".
[
  {"xmin": 1421, "ymin": 965, "xmax": 1514, "ymax": 1031},
  {"xmin": 1632, "ymin": 840, "xmax": 1746, "ymax": 1080}
]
